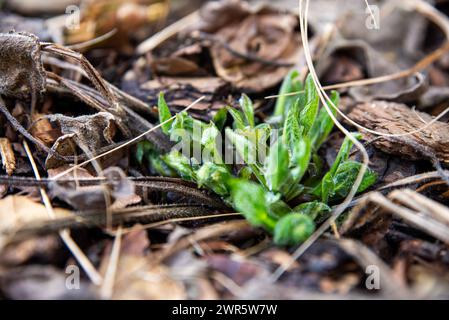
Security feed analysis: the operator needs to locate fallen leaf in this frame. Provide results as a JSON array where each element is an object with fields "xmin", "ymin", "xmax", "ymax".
[
  {"xmin": 0, "ymin": 137, "xmax": 16, "ymax": 176},
  {"xmin": 0, "ymin": 195, "xmax": 72, "ymax": 252},
  {"xmin": 100, "ymin": 227, "xmax": 186, "ymax": 300},
  {"xmin": 0, "ymin": 31, "xmax": 46, "ymax": 100},
  {"xmin": 191, "ymin": 0, "xmax": 301, "ymax": 91},
  {"xmin": 0, "ymin": 265, "xmax": 95, "ymax": 299}
]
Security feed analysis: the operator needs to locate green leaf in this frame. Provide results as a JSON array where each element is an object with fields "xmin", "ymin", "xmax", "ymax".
[
  {"xmin": 239, "ymin": 94, "xmax": 255, "ymax": 128},
  {"xmin": 299, "ymin": 75, "xmax": 320, "ymax": 135},
  {"xmin": 282, "ymin": 98, "xmax": 302, "ymax": 148},
  {"xmin": 201, "ymin": 122, "xmax": 223, "ymax": 163},
  {"xmin": 320, "ymin": 172, "xmax": 334, "ymax": 203},
  {"xmin": 265, "ymin": 192, "xmax": 292, "ymax": 218},
  {"xmin": 238, "ymin": 166, "xmax": 253, "ymax": 180},
  {"xmin": 227, "ymin": 107, "xmax": 246, "ymax": 130},
  {"xmin": 265, "ymin": 140, "xmax": 290, "ymax": 192},
  {"xmin": 332, "ymin": 161, "xmax": 377, "ymax": 199},
  {"xmin": 227, "ymin": 179, "xmax": 277, "ymax": 231},
  {"xmin": 162, "ymin": 150, "xmax": 196, "ymax": 182},
  {"xmin": 304, "ymin": 73, "xmax": 318, "ymax": 105},
  {"xmin": 213, "ymin": 108, "xmax": 228, "ymax": 131},
  {"xmin": 135, "ymin": 141, "xmax": 152, "ymax": 164},
  {"xmin": 290, "ymin": 137, "xmax": 311, "ymax": 183},
  {"xmin": 328, "ymin": 133, "xmax": 361, "ymax": 176},
  {"xmin": 158, "ymin": 92, "xmax": 172, "ymax": 135},
  {"xmin": 273, "ymin": 214, "xmax": 315, "ymax": 246},
  {"xmin": 225, "ymin": 128, "xmax": 266, "ymax": 187},
  {"xmin": 310, "ymin": 90, "xmax": 339, "ymax": 150},
  {"xmin": 293, "ymin": 201, "xmax": 331, "ymax": 221},
  {"xmin": 273, "ymin": 70, "xmax": 302, "ymax": 119},
  {"xmin": 197, "ymin": 163, "xmax": 231, "ymax": 196},
  {"xmin": 148, "ymin": 152, "xmax": 177, "ymax": 177}
]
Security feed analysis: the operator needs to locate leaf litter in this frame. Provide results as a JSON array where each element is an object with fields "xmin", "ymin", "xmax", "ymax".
[{"xmin": 0, "ymin": 0, "xmax": 449, "ymax": 300}]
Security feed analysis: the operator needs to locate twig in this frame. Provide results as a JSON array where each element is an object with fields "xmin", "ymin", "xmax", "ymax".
[{"xmin": 136, "ymin": 10, "xmax": 200, "ymax": 54}]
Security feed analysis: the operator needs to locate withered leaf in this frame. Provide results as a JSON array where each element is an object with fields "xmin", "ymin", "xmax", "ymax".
[
  {"xmin": 45, "ymin": 112, "xmax": 116, "ymax": 168},
  {"xmin": 0, "ymin": 31, "xmax": 46, "ymax": 100},
  {"xmin": 191, "ymin": 0, "xmax": 301, "ymax": 91},
  {"xmin": 0, "ymin": 195, "xmax": 71, "ymax": 252}
]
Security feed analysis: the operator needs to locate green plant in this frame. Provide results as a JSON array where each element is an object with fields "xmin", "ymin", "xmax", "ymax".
[{"xmin": 137, "ymin": 74, "xmax": 377, "ymax": 246}]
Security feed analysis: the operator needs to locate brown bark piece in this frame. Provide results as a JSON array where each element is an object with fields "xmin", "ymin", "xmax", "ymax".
[{"xmin": 348, "ymin": 101, "xmax": 449, "ymax": 163}]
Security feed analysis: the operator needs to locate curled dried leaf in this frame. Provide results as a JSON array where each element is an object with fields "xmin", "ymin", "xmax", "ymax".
[{"xmin": 0, "ymin": 32, "xmax": 46, "ymax": 100}]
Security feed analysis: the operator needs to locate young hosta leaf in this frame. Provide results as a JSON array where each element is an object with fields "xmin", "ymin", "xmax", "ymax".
[
  {"xmin": 240, "ymin": 94, "xmax": 255, "ymax": 128},
  {"xmin": 213, "ymin": 107, "xmax": 228, "ymax": 131},
  {"xmin": 136, "ymin": 141, "xmax": 176, "ymax": 176},
  {"xmin": 148, "ymin": 152, "xmax": 176, "ymax": 177},
  {"xmin": 201, "ymin": 122, "xmax": 222, "ymax": 163},
  {"xmin": 227, "ymin": 107, "xmax": 246, "ymax": 130},
  {"xmin": 158, "ymin": 92, "xmax": 172, "ymax": 135},
  {"xmin": 265, "ymin": 140, "xmax": 290, "ymax": 193},
  {"xmin": 273, "ymin": 70, "xmax": 302, "ymax": 119},
  {"xmin": 299, "ymin": 88, "xmax": 319, "ymax": 135},
  {"xmin": 304, "ymin": 74, "xmax": 318, "ymax": 105},
  {"xmin": 290, "ymin": 137, "xmax": 311, "ymax": 183},
  {"xmin": 328, "ymin": 133, "xmax": 362, "ymax": 176},
  {"xmin": 136, "ymin": 141, "xmax": 152, "ymax": 164},
  {"xmin": 332, "ymin": 161, "xmax": 377, "ymax": 199},
  {"xmin": 273, "ymin": 213, "xmax": 315, "ymax": 246},
  {"xmin": 320, "ymin": 172, "xmax": 334, "ymax": 203},
  {"xmin": 310, "ymin": 90, "xmax": 339, "ymax": 150},
  {"xmin": 293, "ymin": 201, "xmax": 331, "ymax": 221},
  {"xmin": 197, "ymin": 163, "xmax": 231, "ymax": 196},
  {"xmin": 283, "ymin": 98, "xmax": 302, "ymax": 147},
  {"xmin": 265, "ymin": 192, "xmax": 292, "ymax": 218},
  {"xmin": 226, "ymin": 128, "xmax": 266, "ymax": 187},
  {"xmin": 228, "ymin": 179, "xmax": 277, "ymax": 231},
  {"xmin": 162, "ymin": 150, "xmax": 196, "ymax": 182},
  {"xmin": 284, "ymin": 183, "xmax": 305, "ymax": 201}
]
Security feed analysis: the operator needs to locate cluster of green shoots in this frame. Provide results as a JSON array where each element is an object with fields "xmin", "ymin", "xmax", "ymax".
[{"xmin": 136, "ymin": 72, "xmax": 377, "ymax": 246}]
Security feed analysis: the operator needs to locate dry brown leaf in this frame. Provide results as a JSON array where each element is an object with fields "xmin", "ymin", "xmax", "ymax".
[
  {"xmin": 64, "ymin": 0, "xmax": 169, "ymax": 51},
  {"xmin": 0, "ymin": 137, "xmax": 16, "ymax": 176},
  {"xmin": 0, "ymin": 195, "xmax": 72, "ymax": 252},
  {"xmin": 29, "ymin": 113, "xmax": 59, "ymax": 146},
  {"xmin": 190, "ymin": 0, "xmax": 301, "ymax": 91},
  {"xmin": 100, "ymin": 227, "xmax": 186, "ymax": 300},
  {"xmin": 0, "ymin": 32, "xmax": 46, "ymax": 100},
  {"xmin": 45, "ymin": 112, "xmax": 117, "ymax": 168}
]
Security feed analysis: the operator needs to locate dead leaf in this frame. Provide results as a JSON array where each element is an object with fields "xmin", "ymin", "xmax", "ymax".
[
  {"xmin": 99, "ymin": 227, "xmax": 186, "ymax": 300},
  {"xmin": 45, "ymin": 112, "xmax": 116, "ymax": 168},
  {"xmin": 191, "ymin": 0, "xmax": 301, "ymax": 91},
  {"xmin": 0, "ymin": 195, "xmax": 71, "ymax": 252},
  {"xmin": 64, "ymin": 0, "xmax": 169, "ymax": 51},
  {"xmin": 0, "ymin": 234, "xmax": 60, "ymax": 266},
  {"xmin": 29, "ymin": 113, "xmax": 60, "ymax": 146},
  {"xmin": 0, "ymin": 137, "xmax": 16, "ymax": 176},
  {"xmin": 0, "ymin": 31, "xmax": 46, "ymax": 100},
  {"xmin": 0, "ymin": 265, "xmax": 95, "ymax": 299}
]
